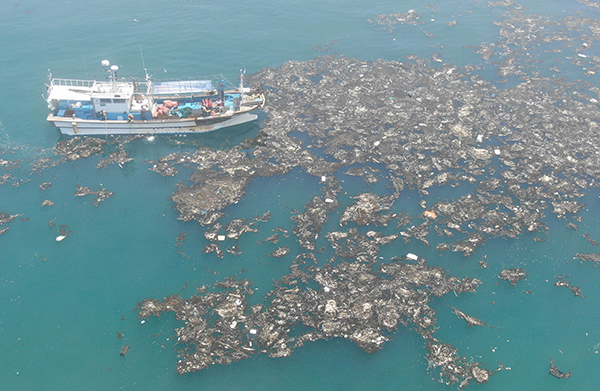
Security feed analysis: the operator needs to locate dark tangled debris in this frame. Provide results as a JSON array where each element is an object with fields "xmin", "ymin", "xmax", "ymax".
[{"xmin": 138, "ymin": 256, "xmax": 493, "ymax": 387}]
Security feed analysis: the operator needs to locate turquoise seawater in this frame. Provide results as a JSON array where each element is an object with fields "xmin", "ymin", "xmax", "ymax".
[{"xmin": 1, "ymin": 0, "xmax": 600, "ymax": 390}]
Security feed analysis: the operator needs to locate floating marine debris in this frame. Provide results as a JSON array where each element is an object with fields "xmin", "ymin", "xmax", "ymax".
[
  {"xmin": 566, "ymin": 222, "xmax": 579, "ymax": 231},
  {"xmin": 225, "ymin": 218, "xmax": 258, "ymax": 240},
  {"xmin": 554, "ymin": 276, "xmax": 584, "ymax": 297},
  {"xmin": 55, "ymin": 224, "xmax": 72, "ymax": 242},
  {"xmin": 97, "ymin": 149, "xmax": 133, "ymax": 169},
  {"xmin": 53, "ymin": 137, "xmax": 106, "ymax": 161},
  {"xmin": 574, "ymin": 253, "xmax": 600, "ymax": 266},
  {"xmin": 12, "ymin": 178, "xmax": 29, "ymax": 187},
  {"xmin": 259, "ymin": 233, "xmax": 280, "ymax": 245},
  {"xmin": 267, "ymin": 246, "xmax": 290, "ymax": 258},
  {"xmin": 549, "ymin": 358, "xmax": 572, "ymax": 379},
  {"xmin": 0, "ymin": 158, "xmax": 22, "ymax": 172},
  {"xmin": 582, "ymin": 233, "xmax": 598, "ymax": 247},
  {"xmin": 137, "ymin": 256, "xmax": 489, "ymax": 388},
  {"xmin": 132, "ymin": 3, "xmax": 600, "ymax": 386},
  {"xmin": 339, "ymin": 192, "xmax": 396, "ymax": 226},
  {"xmin": 73, "ymin": 185, "xmax": 114, "ymax": 206},
  {"xmin": 0, "ymin": 173, "xmax": 13, "ymax": 185},
  {"xmin": 498, "ymin": 268, "xmax": 528, "ymax": 286},
  {"xmin": 426, "ymin": 338, "xmax": 499, "ymax": 388},
  {"xmin": 176, "ymin": 232, "xmax": 186, "ymax": 247},
  {"xmin": 203, "ymin": 243, "xmax": 224, "ymax": 258},
  {"xmin": 370, "ymin": 10, "xmax": 423, "ymax": 31},
  {"xmin": 450, "ymin": 306, "xmax": 487, "ymax": 328},
  {"xmin": 153, "ymin": 48, "xmax": 600, "ymax": 258},
  {"xmin": 29, "ymin": 157, "xmax": 61, "ymax": 175},
  {"xmin": 0, "ymin": 212, "xmax": 19, "ymax": 225},
  {"xmin": 0, "ymin": 211, "xmax": 21, "ymax": 235}
]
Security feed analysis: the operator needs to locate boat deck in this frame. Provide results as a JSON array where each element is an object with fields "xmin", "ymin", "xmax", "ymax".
[{"xmin": 52, "ymin": 91, "xmax": 263, "ymax": 121}]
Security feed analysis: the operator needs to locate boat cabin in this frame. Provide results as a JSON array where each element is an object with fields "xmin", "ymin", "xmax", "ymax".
[{"xmin": 90, "ymin": 82, "xmax": 134, "ymax": 120}]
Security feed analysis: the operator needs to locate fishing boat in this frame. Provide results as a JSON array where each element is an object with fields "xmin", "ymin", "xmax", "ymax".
[{"xmin": 44, "ymin": 60, "xmax": 265, "ymax": 135}]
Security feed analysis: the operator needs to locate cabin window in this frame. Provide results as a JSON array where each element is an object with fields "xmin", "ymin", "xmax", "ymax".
[
  {"xmin": 113, "ymin": 99, "xmax": 126, "ymax": 103},
  {"xmin": 100, "ymin": 98, "xmax": 112, "ymax": 103}
]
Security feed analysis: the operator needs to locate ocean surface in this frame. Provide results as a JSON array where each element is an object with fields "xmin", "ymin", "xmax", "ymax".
[{"xmin": 1, "ymin": 0, "xmax": 600, "ymax": 390}]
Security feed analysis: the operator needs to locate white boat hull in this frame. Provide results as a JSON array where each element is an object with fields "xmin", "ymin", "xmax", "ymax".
[{"xmin": 48, "ymin": 113, "xmax": 258, "ymax": 136}]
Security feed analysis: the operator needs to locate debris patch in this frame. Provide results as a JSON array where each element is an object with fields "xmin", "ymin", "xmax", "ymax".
[
  {"xmin": 74, "ymin": 185, "xmax": 114, "ymax": 206},
  {"xmin": 137, "ymin": 256, "xmax": 487, "ymax": 387},
  {"xmin": 498, "ymin": 268, "xmax": 528, "ymax": 286}
]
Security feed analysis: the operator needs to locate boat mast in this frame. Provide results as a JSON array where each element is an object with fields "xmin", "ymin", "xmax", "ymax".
[{"xmin": 239, "ymin": 67, "xmax": 246, "ymax": 98}]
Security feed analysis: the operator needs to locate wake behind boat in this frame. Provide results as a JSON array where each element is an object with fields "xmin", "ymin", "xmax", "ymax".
[{"xmin": 45, "ymin": 60, "xmax": 265, "ymax": 135}]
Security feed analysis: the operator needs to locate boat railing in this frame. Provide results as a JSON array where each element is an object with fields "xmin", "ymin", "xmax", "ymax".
[
  {"xmin": 49, "ymin": 78, "xmax": 96, "ymax": 89},
  {"xmin": 151, "ymin": 74, "xmax": 238, "ymax": 88}
]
